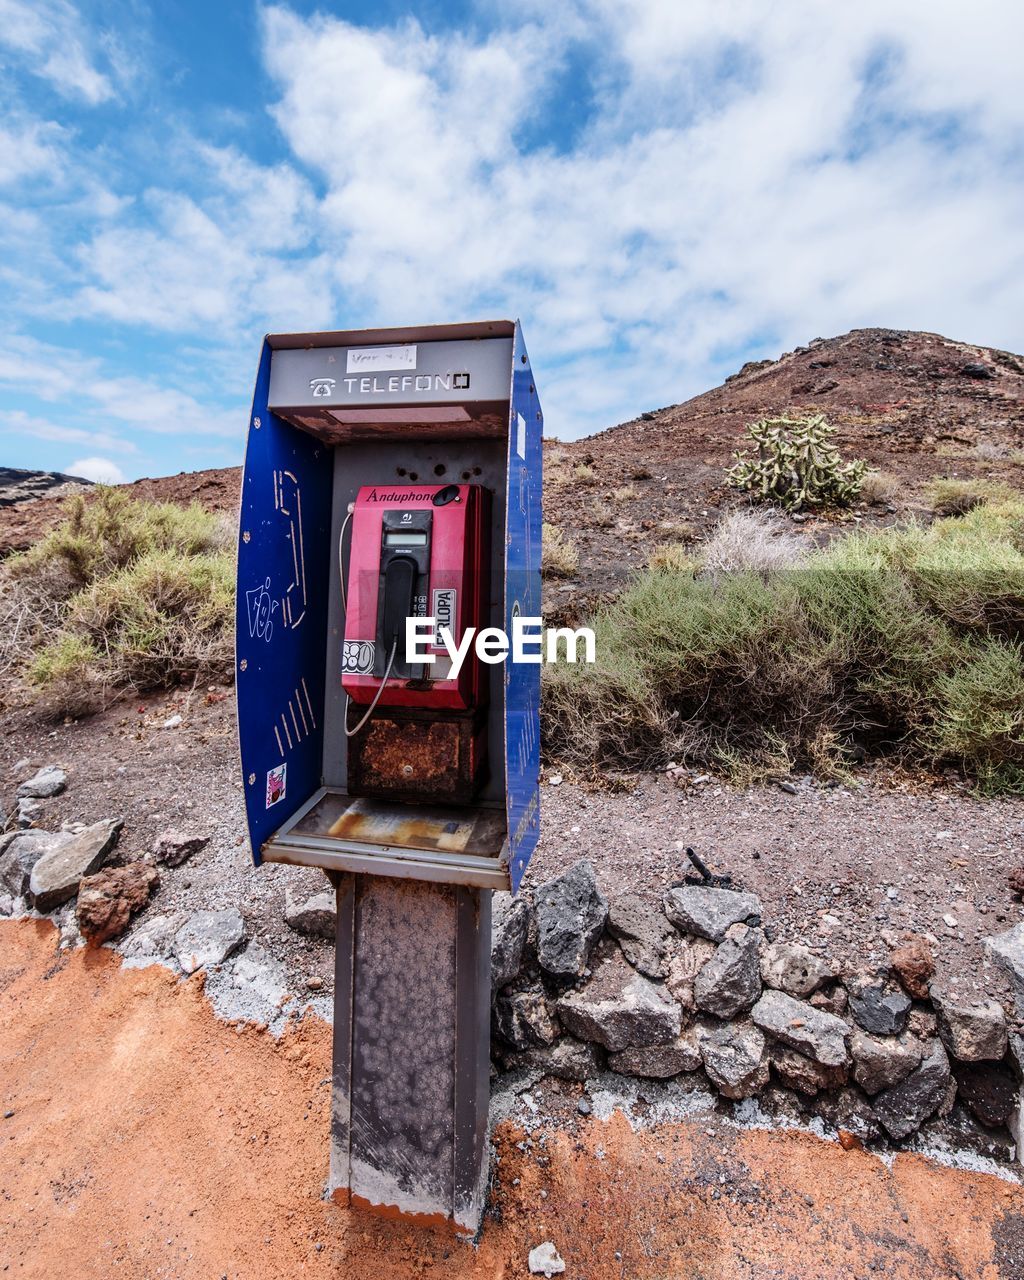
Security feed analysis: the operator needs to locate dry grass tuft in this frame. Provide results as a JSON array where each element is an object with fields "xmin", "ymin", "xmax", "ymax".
[
  {"xmin": 542, "ymin": 522, "xmax": 580, "ymax": 579},
  {"xmin": 699, "ymin": 510, "xmax": 807, "ymax": 577}
]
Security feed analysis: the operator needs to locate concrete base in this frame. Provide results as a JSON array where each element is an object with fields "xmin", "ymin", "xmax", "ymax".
[{"xmin": 329, "ymin": 874, "xmax": 492, "ymax": 1235}]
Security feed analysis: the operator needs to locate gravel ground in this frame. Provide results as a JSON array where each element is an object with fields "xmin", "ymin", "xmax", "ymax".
[
  {"xmin": 531, "ymin": 770, "xmax": 1024, "ymax": 1005},
  {"xmin": 3, "ymin": 691, "xmax": 1023, "ymax": 1012}
]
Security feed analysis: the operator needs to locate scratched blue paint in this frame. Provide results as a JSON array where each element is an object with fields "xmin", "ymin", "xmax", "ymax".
[
  {"xmin": 236, "ymin": 338, "xmax": 333, "ymax": 863},
  {"xmin": 504, "ymin": 321, "xmax": 543, "ymax": 894}
]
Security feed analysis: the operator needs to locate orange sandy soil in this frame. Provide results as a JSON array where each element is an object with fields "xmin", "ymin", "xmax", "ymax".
[{"xmin": 2, "ymin": 920, "xmax": 1023, "ymax": 1280}]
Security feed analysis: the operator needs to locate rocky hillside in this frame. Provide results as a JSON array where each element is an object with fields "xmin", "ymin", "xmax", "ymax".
[
  {"xmin": 0, "ymin": 466, "xmax": 92, "ymax": 512},
  {"xmin": 546, "ymin": 327, "xmax": 1024, "ymax": 605},
  {"xmin": 2, "ymin": 328, "xmax": 1022, "ymax": 589}
]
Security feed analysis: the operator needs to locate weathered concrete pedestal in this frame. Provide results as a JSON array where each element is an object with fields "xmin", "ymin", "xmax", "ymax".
[{"xmin": 329, "ymin": 874, "xmax": 492, "ymax": 1234}]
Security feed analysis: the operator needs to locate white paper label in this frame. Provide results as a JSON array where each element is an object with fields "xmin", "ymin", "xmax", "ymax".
[
  {"xmin": 346, "ymin": 345, "xmax": 417, "ymax": 373},
  {"xmin": 432, "ymin": 587, "xmax": 457, "ymax": 647},
  {"xmin": 515, "ymin": 411, "xmax": 527, "ymax": 459}
]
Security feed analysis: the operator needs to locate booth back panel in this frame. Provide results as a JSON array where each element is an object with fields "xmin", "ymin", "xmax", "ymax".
[
  {"xmin": 237, "ymin": 339, "xmax": 334, "ymax": 862},
  {"xmin": 504, "ymin": 323, "xmax": 543, "ymax": 893}
]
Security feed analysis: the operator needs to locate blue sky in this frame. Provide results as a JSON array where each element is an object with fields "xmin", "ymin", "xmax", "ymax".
[{"xmin": 1, "ymin": 1, "xmax": 1022, "ymax": 482}]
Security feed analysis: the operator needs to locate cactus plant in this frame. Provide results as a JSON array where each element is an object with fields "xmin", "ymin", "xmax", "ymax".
[{"xmin": 726, "ymin": 412, "xmax": 866, "ymax": 511}]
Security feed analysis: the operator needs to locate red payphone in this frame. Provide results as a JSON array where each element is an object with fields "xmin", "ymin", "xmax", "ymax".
[{"xmin": 339, "ymin": 481, "xmax": 491, "ymax": 803}]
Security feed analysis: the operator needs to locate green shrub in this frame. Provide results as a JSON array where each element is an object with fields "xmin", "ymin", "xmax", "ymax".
[
  {"xmin": 924, "ymin": 477, "xmax": 1013, "ymax": 518},
  {"xmin": 543, "ymin": 496, "xmax": 1024, "ymax": 791},
  {"xmin": 727, "ymin": 412, "xmax": 866, "ymax": 511},
  {"xmin": 5, "ymin": 490, "xmax": 234, "ymax": 715}
]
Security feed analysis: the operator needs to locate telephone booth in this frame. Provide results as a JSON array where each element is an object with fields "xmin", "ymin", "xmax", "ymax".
[{"xmin": 236, "ymin": 320, "xmax": 542, "ymax": 1233}]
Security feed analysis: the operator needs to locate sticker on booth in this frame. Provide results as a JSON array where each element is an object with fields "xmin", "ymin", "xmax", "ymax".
[{"xmin": 266, "ymin": 763, "xmax": 287, "ymax": 808}]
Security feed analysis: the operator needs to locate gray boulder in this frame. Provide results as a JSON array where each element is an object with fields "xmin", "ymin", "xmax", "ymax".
[
  {"xmin": 28, "ymin": 818, "xmax": 123, "ymax": 912},
  {"xmin": 984, "ymin": 924, "xmax": 1024, "ymax": 1003},
  {"xmin": 850, "ymin": 1028, "xmax": 923, "ymax": 1095},
  {"xmin": 847, "ymin": 969, "xmax": 911, "ymax": 1036},
  {"xmin": 151, "ymin": 828, "xmax": 209, "ymax": 867},
  {"xmin": 494, "ymin": 986, "xmax": 560, "ymax": 1050},
  {"xmin": 498, "ymin": 1037, "xmax": 603, "ymax": 1082},
  {"xmin": 0, "ymin": 829, "xmax": 72, "ymax": 898},
  {"xmin": 534, "ymin": 860, "xmax": 608, "ymax": 979},
  {"xmin": 769, "ymin": 1044, "xmax": 847, "ymax": 1096},
  {"xmin": 606, "ymin": 893, "xmax": 676, "ymax": 978},
  {"xmin": 284, "ymin": 887, "xmax": 336, "ymax": 940},
  {"xmin": 693, "ymin": 924, "xmax": 762, "ymax": 1018},
  {"xmin": 491, "ymin": 893, "xmax": 530, "ymax": 991},
  {"xmin": 695, "ymin": 1017, "xmax": 769, "ymax": 1099},
  {"xmin": 760, "ymin": 942, "xmax": 834, "ymax": 998},
  {"xmin": 555, "ymin": 953, "xmax": 680, "ymax": 1052},
  {"xmin": 174, "ymin": 908, "xmax": 246, "ymax": 974},
  {"xmin": 609, "ymin": 1027, "xmax": 702, "ymax": 1078},
  {"xmin": 119, "ymin": 912, "xmax": 184, "ymax": 966},
  {"xmin": 932, "ymin": 991, "xmax": 1008, "ymax": 1062},
  {"xmin": 663, "ymin": 885, "xmax": 761, "ymax": 943},
  {"xmin": 17, "ymin": 798, "xmax": 42, "ymax": 828},
  {"xmin": 17, "ymin": 765, "xmax": 67, "ymax": 799},
  {"xmin": 751, "ymin": 989, "xmax": 850, "ymax": 1068},
  {"xmin": 873, "ymin": 1039, "xmax": 952, "ymax": 1140}
]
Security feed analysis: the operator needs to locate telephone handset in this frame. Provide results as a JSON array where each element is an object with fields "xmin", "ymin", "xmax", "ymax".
[{"xmin": 341, "ymin": 483, "xmax": 490, "ymax": 728}]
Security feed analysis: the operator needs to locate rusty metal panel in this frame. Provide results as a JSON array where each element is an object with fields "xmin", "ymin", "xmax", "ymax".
[
  {"xmin": 347, "ymin": 713, "xmax": 485, "ymax": 804},
  {"xmin": 348, "ymin": 877, "xmax": 458, "ymax": 1222}
]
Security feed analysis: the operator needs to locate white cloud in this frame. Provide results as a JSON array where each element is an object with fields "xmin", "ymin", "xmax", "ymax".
[
  {"xmin": 67, "ymin": 455, "xmax": 126, "ymax": 483},
  {"xmin": 0, "ymin": 408, "xmax": 136, "ymax": 454},
  {"xmin": 247, "ymin": 0, "xmax": 1024, "ymax": 435},
  {"xmin": 4, "ymin": 0, "xmax": 1024, "ymax": 462},
  {"xmin": 0, "ymin": 333, "xmax": 245, "ymax": 440},
  {"xmin": 0, "ymin": 0, "xmax": 121, "ymax": 104},
  {"xmin": 0, "ymin": 118, "xmax": 65, "ymax": 186}
]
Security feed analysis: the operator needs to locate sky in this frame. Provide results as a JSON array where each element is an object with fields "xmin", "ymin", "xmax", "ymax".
[{"xmin": 1, "ymin": 1, "xmax": 1022, "ymax": 483}]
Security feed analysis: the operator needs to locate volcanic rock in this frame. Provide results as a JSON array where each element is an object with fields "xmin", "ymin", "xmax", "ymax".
[
  {"xmin": 16, "ymin": 765, "xmax": 66, "ymax": 799},
  {"xmin": 174, "ymin": 908, "xmax": 246, "ymax": 975},
  {"xmin": 850, "ymin": 1028, "xmax": 923, "ymax": 1095},
  {"xmin": 535, "ymin": 860, "xmax": 608, "ymax": 979},
  {"xmin": 760, "ymin": 941, "xmax": 834, "ymax": 998},
  {"xmin": 609, "ymin": 1027, "xmax": 702, "ymax": 1078},
  {"xmin": 607, "ymin": 892, "xmax": 676, "ymax": 978},
  {"xmin": 693, "ymin": 924, "xmax": 762, "ymax": 1018},
  {"xmin": 284, "ymin": 887, "xmax": 336, "ymax": 940},
  {"xmin": 76, "ymin": 863, "xmax": 160, "ymax": 944},
  {"xmin": 889, "ymin": 936, "xmax": 934, "ymax": 1000},
  {"xmin": 28, "ymin": 818, "xmax": 123, "ymax": 912},
  {"xmin": 873, "ymin": 1040, "xmax": 952, "ymax": 1140},
  {"xmin": 663, "ymin": 885, "xmax": 762, "ymax": 943},
  {"xmin": 491, "ymin": 893, "xmax": 530, "ymax": 990},
  {"xmin": 151, "ymin": 828, "xmax": 209, "ymax": 868},
  {"xmin": 932, "ymin": 992, "xmax": 1008, "ymax": 1063},
  {"xmin": 695, "ymin": 1017, "xmax": 769, "ymax": 1100},
  {"xmin": 847, "ymin": 969, "xmax": 911, "ymax": 1036},
  {"xmin": 494, "ymin": 986, "xmax": 560, "ymax": 1050},
  {"xmin": 555, "ymin": 953, "xmax": 680, "ymax": 1052},
  {"xmin": 751, "ymin": 989, "xmax": 850, "ymax": 1068}
]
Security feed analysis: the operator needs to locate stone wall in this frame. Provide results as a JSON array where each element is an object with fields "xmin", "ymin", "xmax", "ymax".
[{"xmin": 491, "ymin": 861, "xmax": 1024, "ymax": 1161}]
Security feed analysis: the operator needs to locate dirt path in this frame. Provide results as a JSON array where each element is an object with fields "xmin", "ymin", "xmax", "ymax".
[{"xmin": 2, "ymin": 921, "xmax": 1022, "ymax": 1279}]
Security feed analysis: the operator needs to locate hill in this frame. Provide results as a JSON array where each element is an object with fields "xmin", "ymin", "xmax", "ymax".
[{"xmin": 2, "ymin": 327, "xmax": 1022, "ymax": 590}]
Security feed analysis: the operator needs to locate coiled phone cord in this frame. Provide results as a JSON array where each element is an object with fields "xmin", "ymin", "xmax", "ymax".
[
  {"xmin": 344, "ymin": 638, "xmax": 397, "ymax": 737},
  {"xmin": 338, "ymin": 505, "xmax": 398, "ymax": 738}
]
